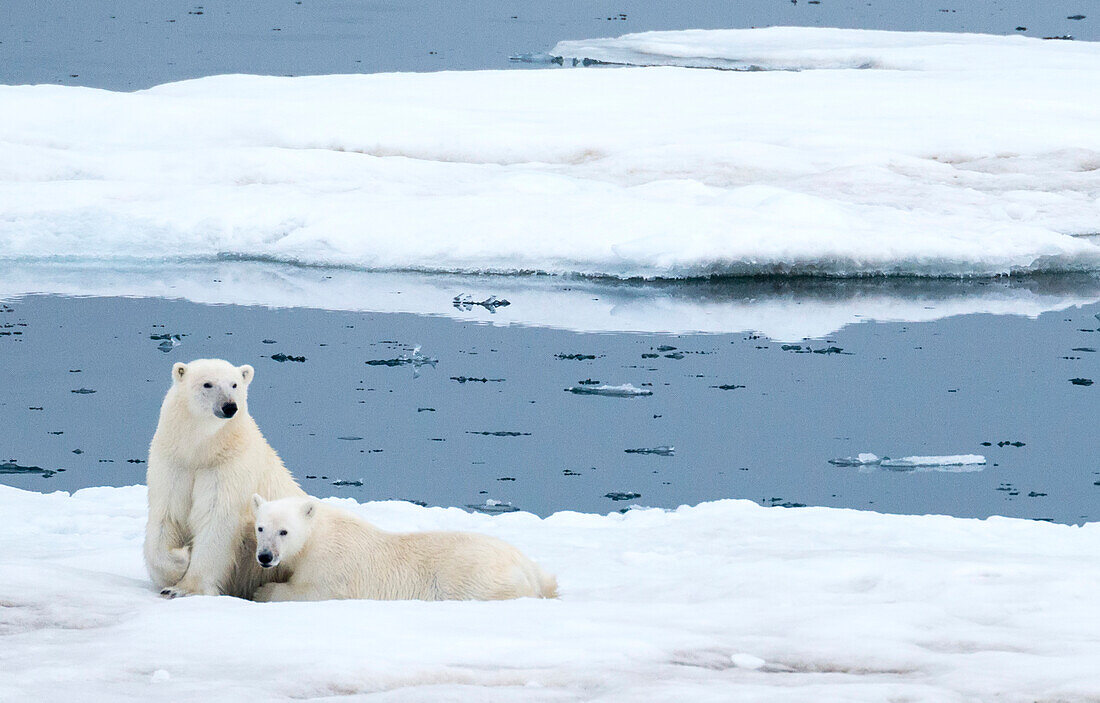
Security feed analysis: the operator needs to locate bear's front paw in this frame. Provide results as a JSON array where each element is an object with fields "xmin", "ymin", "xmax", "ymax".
[
  {"xmin": 159, "ymin": 585, "xmax": 190, "ymax": 599},
  {"xmin": 160, "ymin": 580, "xmax": 217, "ymax": 599}
]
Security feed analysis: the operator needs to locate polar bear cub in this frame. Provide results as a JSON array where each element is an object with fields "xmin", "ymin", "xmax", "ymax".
[
  {"xmin": 250, "ymin": 495, "xmax": 558, "ymax": 602},
  {"xmin": 145, "ymin": 359, "xmax": 305, "ymax": 599}
]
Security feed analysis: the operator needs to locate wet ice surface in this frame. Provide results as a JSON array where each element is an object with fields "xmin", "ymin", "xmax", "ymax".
[{"xmin": 2, "ymin": 278, "xmax": 1100, "ymax": 524}]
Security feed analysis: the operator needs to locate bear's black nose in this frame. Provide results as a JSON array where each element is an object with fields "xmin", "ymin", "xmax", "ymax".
[
  {"xmin": 258, "ymin": 551, "xmax": 273, "ymax": 566},
  {"xmin": 221, "ymin": 402, "xmax": 237, "ymax": 418}
]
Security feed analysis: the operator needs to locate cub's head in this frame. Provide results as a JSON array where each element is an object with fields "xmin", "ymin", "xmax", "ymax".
[
  {"xmin": 171, "ymin": 359, "xmax": 253, "ymax": 422},
  {"xmin": 251, "ymin": 494, "xmax": 317, "ymax": 569}
]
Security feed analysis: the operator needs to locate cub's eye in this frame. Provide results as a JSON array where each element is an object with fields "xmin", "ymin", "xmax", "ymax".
[
  {"xmin": 203, "ymin": 382, "xmax": 212, "ymax": 389},
  {"xmin": 279, "ymin": 530, "xmax": 288, "ymax": 536},
  {"xmin": 257, "ymin": 527, "xmax": 263, "ymax": 532},
  {"xmin": 232, "ymin": 383, "xmax": 238, "ymax": 389}
]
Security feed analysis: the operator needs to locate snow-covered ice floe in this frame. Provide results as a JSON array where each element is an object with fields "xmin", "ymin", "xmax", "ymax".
[
  {"xmin": 828, "ymin": 452, "xmax": 882, "ymax": 467},
  {"xmin": 2, "ymin": 484, "xmax": 1100, "ymax": 701},
  {"xmin": 880, "ymin": 454, "xmax": 987, "ymax": 470},
  {"xmin": 3, "ymin": 28, "xmax": 1100, "ymax": 280},
  {"xmin": 550, "ymin": 26, "xmax": 1100, "ymax": 71}
]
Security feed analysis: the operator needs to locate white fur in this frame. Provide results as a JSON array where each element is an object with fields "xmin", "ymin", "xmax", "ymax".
[
  {"xmin": 250, "ymin": 495, "xmax": 558, "ymax": 602},
  {"xmin": 144, "ymin": 359, "xmax": 305, "ymax": 599}
]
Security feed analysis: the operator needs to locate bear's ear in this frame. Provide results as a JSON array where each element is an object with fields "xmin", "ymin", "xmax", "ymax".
[
  {"xmin": 173, "ymin": 362, "xmax": 187, "ymax": 382},
  {"xmin": 239, "ymin": 364, "xmax": 254, "ymax": 386},
  {"xmin": 302, "ymin": 501, "xmax": 315, "ymax": 519},
  {"xmin": 251, "ymin": 494, "xmax": 266, "ymax": 512}
]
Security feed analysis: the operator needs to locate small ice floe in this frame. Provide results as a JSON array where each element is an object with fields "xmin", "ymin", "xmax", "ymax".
[
  {"xmin": 880, "ymin": 455, "xmax": 986, "ymax": 471},
  {"xmin": 566, "ymin": 383, "xmax": 653, "ymax": 397},
  {"xmin": 453, "ymin": 294, "xmax": 511, "ymax": 312},
  {"xmin": 466, "ymin": 499, "xmax": 521, "ymax": 515},
  {"xmin": 605, "ymin": 492, "xmax": 641, "ymax": 501},
  {"xmin": 828, "ymin": 453, "xmax": 881, "ymax": 467},
  {"xmin": 0, "ymin": 461, "xmax": 60, "ymax": 478},
  {"xmin": 150, "ymin": 333, "xmax": 183, "ymax": 353},
  {"xmin": 331, "ymin": 479, "xmax": 363, "ymax": 487},
  {"xmin": 365, "ymin": 346, "xmax": 437, "ymax": 377},
  {"xmin": 270, "ymin": 353, "xmax": 306, "ymax": 363},
  {"xmin": 467, "ymin": 431, "xmax": 531, "ymax": 437},
  {"xmin": 831, "ymin": 453, "xmax": 986, "ymax": 472},
  {"xmin": 624, "ymin": 446, "xmax": 675, "ymax": 456},
  {"xmin": 507, "ymin": 52, "xmax": 564, "ymax": 65}
]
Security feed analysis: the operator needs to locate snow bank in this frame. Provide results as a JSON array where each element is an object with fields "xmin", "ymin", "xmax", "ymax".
[
  {"xmin": 2, "ymin": 484, "xmax": 1099, "ymax": 701},
  {"xmin": 3, "ymin": 28, "xmax": 1100, "ymax": 280}
]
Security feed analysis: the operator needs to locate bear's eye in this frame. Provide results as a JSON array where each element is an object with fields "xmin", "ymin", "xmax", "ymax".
[
  {"xmin": 232, "ymin": 383, "xmax": 237, "ymax": 389},
  {"xmin": 203, "ymin": 382, "xmax": 212, "ymax": 389},
  {"xmin": 279, "ymin": 530, "xmax": 288, "ymax": 536},
  {"xmin": 257, "ymin": 527, "xmax": 263, "ymax": 532}
]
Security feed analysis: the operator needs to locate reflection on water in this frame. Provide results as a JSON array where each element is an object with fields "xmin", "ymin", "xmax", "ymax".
[
  {"xmin": 4, "ymin": 260, "xmax": 1100, "ymax": 339},
  {"xmin": 1, "ymin": 270, "xmax": 1099, "ymax": 524}
]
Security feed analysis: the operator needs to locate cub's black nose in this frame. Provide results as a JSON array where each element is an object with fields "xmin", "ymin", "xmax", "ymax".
[
  {"xmin": 258, "ymin": 551, "xmax": 273, "ymax": 566},
  {"xmin": 221, "ymin": 402, "xmax": 237, "ymax": 418}
]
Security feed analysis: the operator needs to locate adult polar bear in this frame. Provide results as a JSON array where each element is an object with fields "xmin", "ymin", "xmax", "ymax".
[{"xmin": 145, "ymin": 358, "xmax": 305, "ymax": 598}]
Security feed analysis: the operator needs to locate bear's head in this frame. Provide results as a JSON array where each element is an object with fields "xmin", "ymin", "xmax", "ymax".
[
  {"xmin": 171, "ymin": 359, "xmax": 254, "ymax": 424},
  {"xmin": 251, "ymin": 494, "xmax": 317, "ymax": 569}
]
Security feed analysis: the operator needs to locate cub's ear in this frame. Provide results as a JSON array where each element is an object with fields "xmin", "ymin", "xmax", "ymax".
[
  {"xmin": 251, "ymin": 494, "xmax": 266, "ymax": 512},
  {"xmin": 302, "ymin": 501, "xmax": 316, "ymax": 519},
  {"xmin": 173, "ymin": 362, "xmax": 187, "ymax": 382},
  {"xmin": 239, "ymin": 364, "xmax": 254, "ymax": 385}
]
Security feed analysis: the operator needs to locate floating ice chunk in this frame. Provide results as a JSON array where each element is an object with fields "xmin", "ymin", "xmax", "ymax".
[
  {"xmin": 150, "ymin": 333, "xmax": 183, "ymax": 353},
  {"xmin": 624, "ymin": 446, "xmax": 675, "ymax": 456},
  {"xmin": 507, "ymin": 52, "xmax": 564, "ymax": 65},
  {"xmin": 466, "ymin": 499, "xmax": 521, "ymax": 514},
  {"xmin": 453, "ymin": 294, "xmax": 511, "ymax": 313},
  {"xmin": 365, "ymin": 345, "xmax": 436, "ymax": 377},
  {"xmin": 566, "ymin": 383, "xmax": 653, "ymax": 397},
  {"xmin": 828, "ymin": 453, "xmax": 881, "ymax": 466},
  {"xmin": 605, "ymin": 492, "xmax": 641, "ymax": 501},
  {"xmin": 0, "ymin": 461, "xmax": 59, "ymax": 478},
  {"xmin": 270, "ymin": 353, "xmax": 306, "ymax": 363},
  {"xmin": 880, "ymin": 455, "xmax": 986, "ymax": 470}
]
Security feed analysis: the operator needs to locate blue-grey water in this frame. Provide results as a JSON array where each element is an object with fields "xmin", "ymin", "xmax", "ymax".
[
  {"xmin": 1, "ymin": 0, "xmax": 1095, "ymax": 90},
  {"xmin": 2, "ymin": 279, "xmax": 1098, "ymax": 523}
]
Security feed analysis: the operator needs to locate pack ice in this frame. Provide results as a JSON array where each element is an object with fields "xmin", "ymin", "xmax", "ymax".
[{"xmin": 2, "ymin": 28, "xmax": 1100, "ymax": 278}]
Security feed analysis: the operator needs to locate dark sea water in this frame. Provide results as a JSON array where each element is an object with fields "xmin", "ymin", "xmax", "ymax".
[
  {"xmin": 2, "ymin": 275, "xmax": 1099, "ymax": 524},
  {"xmin": 1, "ymin": 0, "xmax": 1095, "ymax": 90}
]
